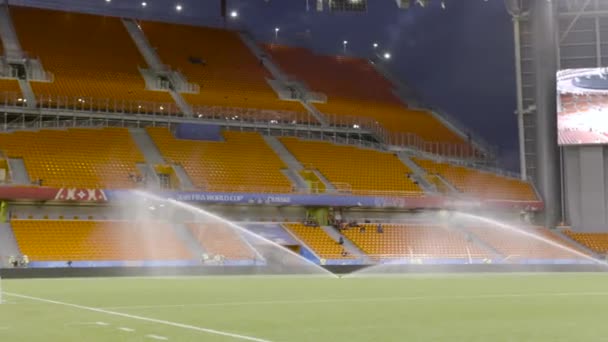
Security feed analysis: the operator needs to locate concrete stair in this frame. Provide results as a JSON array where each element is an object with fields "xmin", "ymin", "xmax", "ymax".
[
  {"xmin": 129, "ymin": 128, "xmax": 165, "ymax": 164},
  {"xmin": 123, "ymin": 18, "xmax": 194, "ymax": 116},
  {"xmin": 172, "ymin": 164, "xmax": 195, "ymax": 190},
  {"xmin": 321, "ymin": 225, "xmax": 371, "ymax": 262},
  {"xmin": 263, "ymin": 135, "xmax": 308, "ymax": 190},
  {"xmin": 396, "ymin": 153, "xmax": 435, "ymax": 193},
  {"xmin": 122, "ymin": 18, "xmax": 165, "ymax": 72},
  {"xmin": 0, "ymin": 0, "xmax": 23, "ymax": 60},
  {"xmin": 17, "ymin": 79, "xmax": 36, "ymax": 108},
  {"xmin": 0, "ymin": 222, "xmax": 21, "ymax": 267},
  {"xmin": 172, "ymin": 223, "xmax": 206, "ymax": 259},
  {"xmin": 238, "ymin": 31, "xmax": 329, "ymax": 126},
  {"xmin": 452, "ymin": 224, "xmax": 504, "ymax": 260},
  {"xmin": 7, "ymin": 158, "xmax": 30, "ymax": 185},
  {"xmin": 311, "ymin": 170, "xmax": 336, "ymax": 191},
  {"xmin": 136, "ymin": 163, "xmax": 161, "ymax": 190}
]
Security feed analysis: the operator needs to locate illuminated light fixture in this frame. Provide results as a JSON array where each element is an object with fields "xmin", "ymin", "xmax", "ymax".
[
  {"xmin": 383, "ymin": 52, "xmax": 392, "ymax": 60},
  {"xmin": 441, "ymin": 1, "xmax": 446, "ymax": 9},
  {"xmin": 141, "ymin": 2, "xmax": 147, "ymax": 7},
  {"xmin": 373, "ymin": 42, "xmax": 378, "ymax": 48},
  {"xmin": 230, "ymin": 10, "xmax": 238, "ymax": 18},
  {"xmin": 353, "ymin": 124, "xmax": 360, "ymax": 129},
  {"xmin": 175, "ymin": 4, "xmax": 182, "ymax": 12},
  {"xmin": 105, "ymin": 0, "xmax": 111, "ymax": 2}
]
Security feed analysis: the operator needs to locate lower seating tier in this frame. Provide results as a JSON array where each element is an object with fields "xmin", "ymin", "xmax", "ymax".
[
  {"xmin": 11, "ymin": 220, "xmax": 193, "ymax": 261},
  {"xmin": 187, "ymin": 223, "xmax": 257, "ymax": 260},
  {"xmin": 342, "ymin": 223, "xmax": 489, "ymax": 259},
  {"xmin": 284, "ymin": 223, "xmax": 354, "ymax": 259}
]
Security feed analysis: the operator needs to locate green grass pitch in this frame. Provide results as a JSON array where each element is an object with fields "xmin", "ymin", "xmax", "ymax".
[{"xmin": 2, "ymin": 273, "xmax": 608, "ymax": 341}]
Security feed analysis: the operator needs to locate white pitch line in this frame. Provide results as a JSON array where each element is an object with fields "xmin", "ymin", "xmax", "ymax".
[
  {"xmin": 4, "ymin": 292, "xmax": 272, "ymax": 342},
  {"xmin": 146, "ymin": 334, "xmax": 169, "ymax": 340},
  {"xmin": 102, "ymin": 291, "xmax": 608, "ymax": 310},
  {"xmin": 64, "ymin": 322, "xmax": 105, "ymax": 327},
  {"xmin": 118, "ymin": 327, "xmax": 135, "ymax": 332},
  {"xmin": 95, "ymin": 322, "xmax": 110, "ymax": 326}
]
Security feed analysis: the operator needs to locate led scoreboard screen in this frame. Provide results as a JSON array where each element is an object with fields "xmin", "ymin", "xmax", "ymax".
[{"xmin": 557, "ymin": 68, "xmax": 608, "ymax": 145}]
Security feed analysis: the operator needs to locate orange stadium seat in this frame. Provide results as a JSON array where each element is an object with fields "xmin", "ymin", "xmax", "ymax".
[
  {"xmin": 0, "ymin": 79, "xmax": 22, "ymax": 102},
  {"xmin": 187, "ymin": 223, "xmax": 256, "ymax": 260},
  {"xmin": 10, "ymin": 6, "xmax": 175, "ymax": 112},
  {"xmin": 147, "ymin": 127, "xmax": 293, "ymax": 192},
  {"xmin": 342, "ymin": 223, "xmax": 489, "ymax": 259},
  {"xmin": 139, "ymin": 21, "xmax": 305, "ymax": 113},
  {"xmin": 413, "ymin": 158, "xmax": 537, "ymax": 201},
  {"xmin": 563, "ymin": 230, "xmax": 608, "ymax": 254},
  {"xmin": 265, "ymin": 44, "xmax": 465, "ymax": 144},
  {"xmin": 467, "ymin": 226, "xmax": 582, "ymax": 260},
  {"xmin": 11, "ymin": 220, "xmax": 193, "ymax": 261},
  {"xmin": 279, "ymin": 137, "xmax": 422, "ymax": 195},
  {"xmin": 0, "ymin": 128, "xmax": 144, "ymax": 188},
  {"xmin": 284, "ymin": 223, "xmax": 353, "ymax": 259}
]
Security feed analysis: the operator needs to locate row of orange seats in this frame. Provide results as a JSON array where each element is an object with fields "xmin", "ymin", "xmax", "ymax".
[
  {"xmin": 12, "ymin": 220, "xmax": 193, "ymax": 261},
  {"xmin": 147, "ymin": 127, "xmax": 293, "ymax": 192},
  {"xmin": 10, "ymin": 6, "xmax": 174, "ymax": 108}
]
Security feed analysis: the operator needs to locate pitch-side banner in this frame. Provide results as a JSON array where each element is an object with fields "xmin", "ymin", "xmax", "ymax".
[{"xmin": 105, "ymin": 191, "xmax": 544, "ymax": 210}]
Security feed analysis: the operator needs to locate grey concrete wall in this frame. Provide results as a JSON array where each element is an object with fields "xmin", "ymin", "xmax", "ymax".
[{"xmin": 564, "ymin": 145, "xmax": 608, "ymax": 232}]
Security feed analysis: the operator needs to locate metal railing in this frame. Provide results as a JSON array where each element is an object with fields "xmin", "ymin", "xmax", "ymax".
[
  {"xmin": 191, "ymin": 104, "xmax": 319, "ymax": 126},
  {"xmin": 0, "ymin": 91, "xmax": 497, "ymax": 164},
  {"xmin": 35, "ymin": 94, "xmax": 180, "ymax": 116}
]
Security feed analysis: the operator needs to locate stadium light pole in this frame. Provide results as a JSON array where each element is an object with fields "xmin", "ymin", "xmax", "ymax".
[
  {"xmin": 274, "ymin": 27, "xmax": 280, "ymax": 40},
  {"xmin": 343, "ymin": 40, "xmax": 348, "ymax": 53}
]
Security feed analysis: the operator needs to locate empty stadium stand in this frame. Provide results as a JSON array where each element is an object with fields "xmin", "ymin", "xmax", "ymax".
[
  {"xmin": 187, "ymin": 223, "xmax": 256, "ymax": 260},
  {"xmin": 10, "ymin": 7, "xmax": 175, "ymax": 112},
  {"xmin": 563, "ymin": 230, "xmax": 608, "ymax": 254},
  {"xmin": 466, "ymin": 226, "xmax": 582, "ymax": 260},
  {"xmin": 279, "ymin": 137, "xmax": 422, "ymax": 195},
  {"xmin": 413, "ymin": 158, "xmax": 537, "ymax": 201},
  {"xmin": 0, "ymin": 128, "xmax": 144, "ymax": 188},
  {"xmin": 147, "ymin": 127, "xmax": 293, "ymax": 192},
  {"xmin": 0, "ymin": 78, "xmax": 21, "ymax": 103},
  {"xmin": 11, "ymin": 220, "xmax": 192, "ymax": 261},
  {"xmin": 264, "ymin": 44, "xmax": 465, "ymax": 144},
  {"xmin": 342, "ymin": 223, "xmax": 489, "ymax": 259},
  {"xmin": 139, "ymin": 21, "xmax": 306, "ymax": 114},
  {"xmin": 284, "ymin": 223, "xmax": 353, "ymax": 259}
]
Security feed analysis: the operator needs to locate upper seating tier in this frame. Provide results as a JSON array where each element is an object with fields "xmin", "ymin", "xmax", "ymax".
[
  {"xmin": 10, "ymin": 6, "xmax": 175, "ymax": 111},
  {"xmin": 0, "ymin": 79, "xmax": 22, "ymax": 100},
  {"xmin": 140, "ymin": 21, "xmax": 305, "ymax": 113},
  {"xmin": 264, "ymin": 44, "xmax": 466, "ymax": 144}
]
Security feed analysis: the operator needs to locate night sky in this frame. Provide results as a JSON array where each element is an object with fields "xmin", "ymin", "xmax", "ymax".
[{"xmin": 12, "ymin": 0, "xmax": 518, "ymax": 170}]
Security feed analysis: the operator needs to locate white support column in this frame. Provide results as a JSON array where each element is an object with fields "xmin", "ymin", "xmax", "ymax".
[
  {"xmin": 595, "ymin": 0, "xmax": 602, "ymax": 67},
  {"xmin": 513, "ymin": 17, "xmax": 527, "ymax": 181}
]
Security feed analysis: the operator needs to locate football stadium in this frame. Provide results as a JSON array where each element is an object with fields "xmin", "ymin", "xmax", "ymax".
[{"xmin": 1, "ymin": 0, "xmax": 608, "ymax": 340}]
